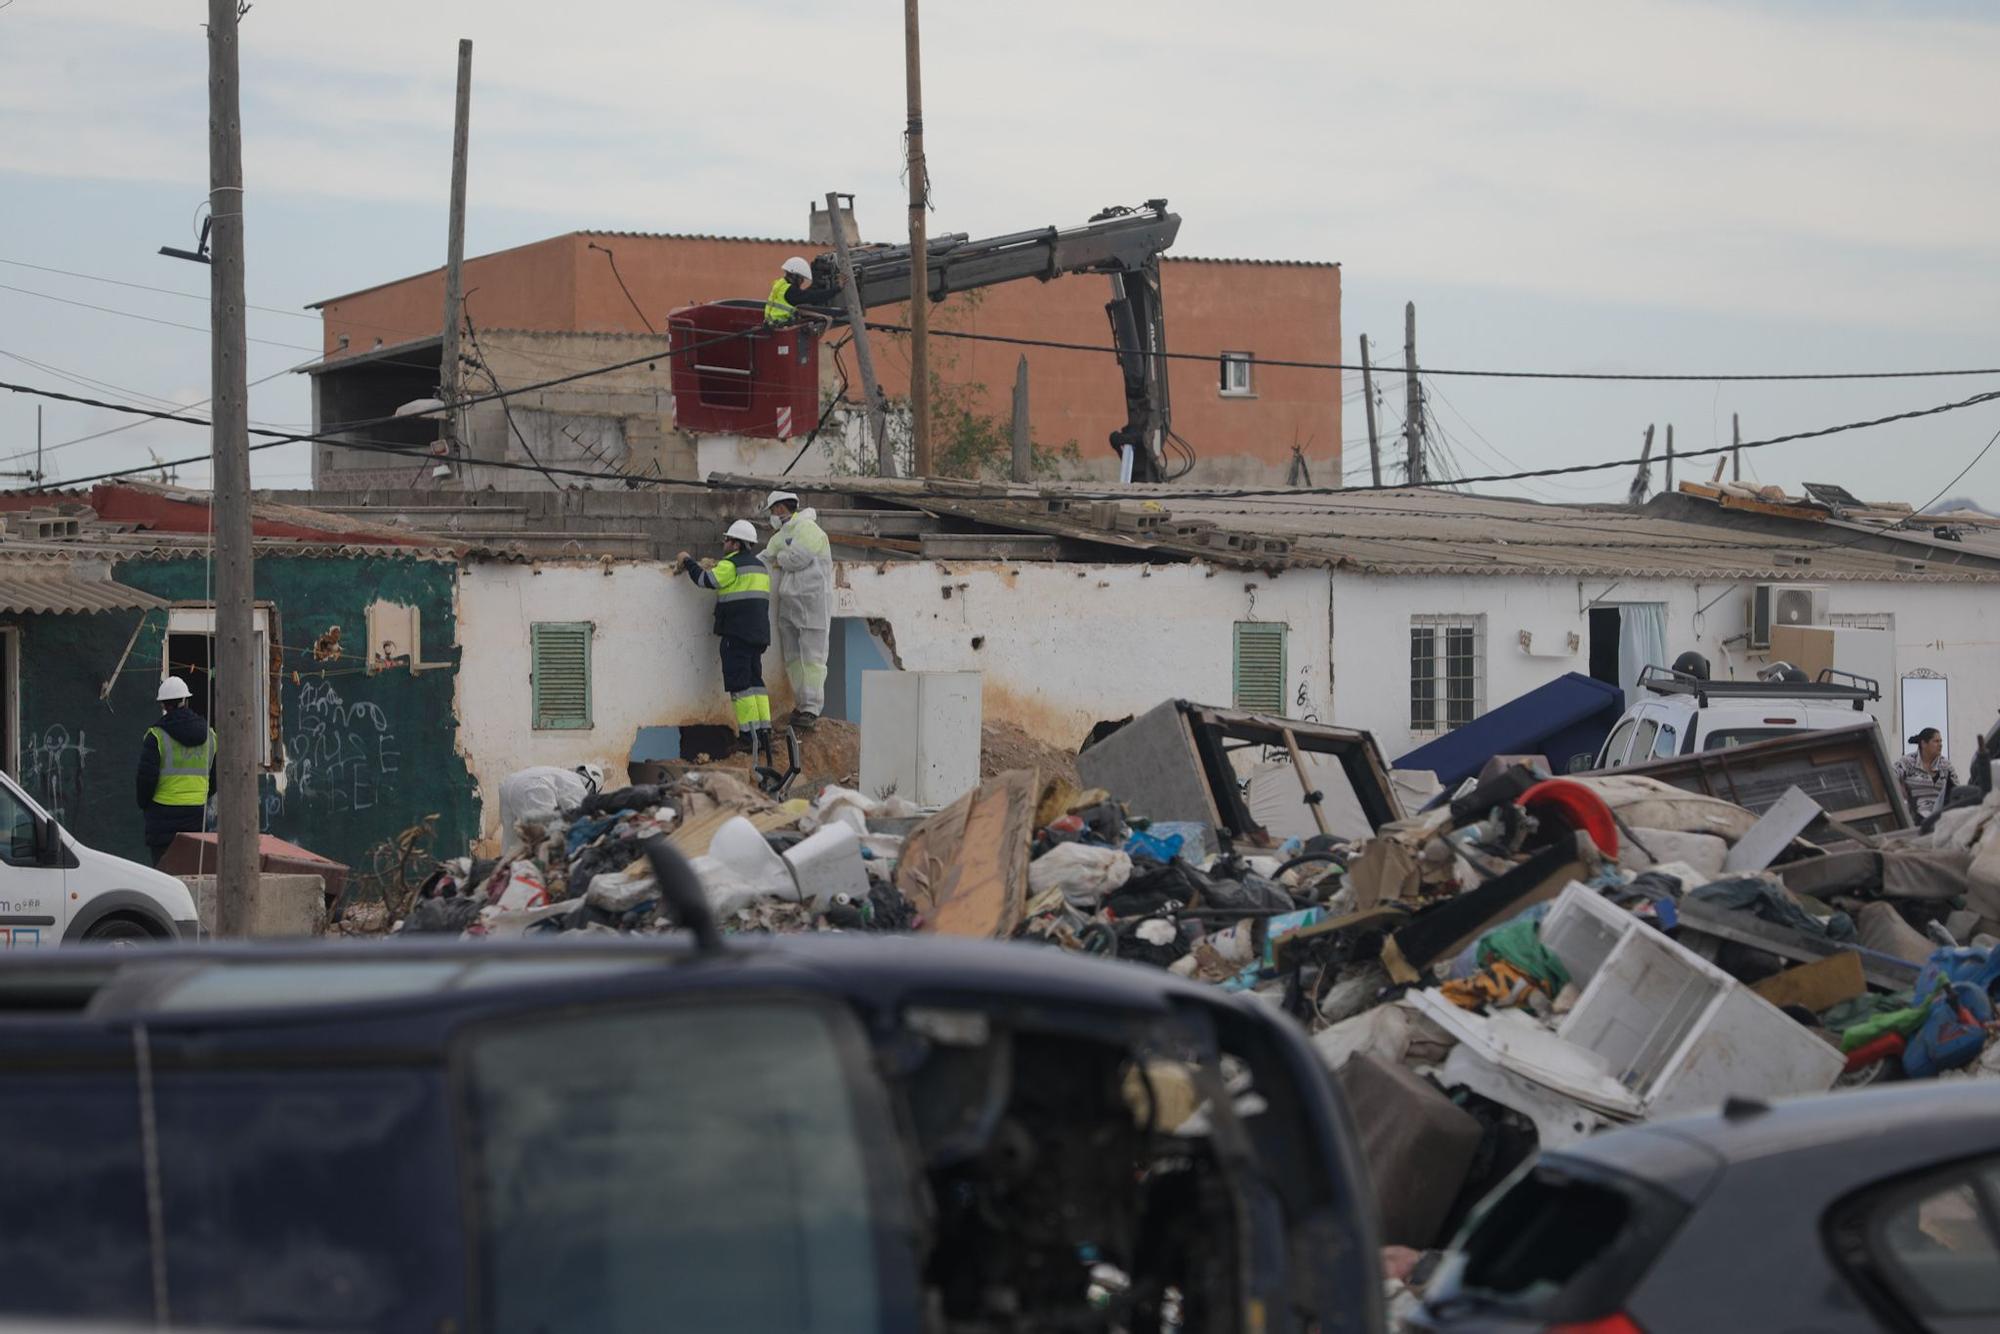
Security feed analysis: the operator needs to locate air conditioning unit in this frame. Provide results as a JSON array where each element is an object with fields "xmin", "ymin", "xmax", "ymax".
[{"xmin": 1749, "ymin": 583, "xmax": 1828, "ymax": 649}]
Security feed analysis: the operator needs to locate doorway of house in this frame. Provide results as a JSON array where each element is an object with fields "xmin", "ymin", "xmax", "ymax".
[
  {"xmin": 1588, "ymin": 606, "xmax": 1622, "ymax": 688},
  {"xmin": 165, "ymin": 630, "xmax": 216, "ymax": 719}
]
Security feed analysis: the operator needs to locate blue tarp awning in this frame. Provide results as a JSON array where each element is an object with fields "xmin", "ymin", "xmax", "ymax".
[{"xmin": 1395, "ymin": 672, "xmax": 1625, "ymax": 789}]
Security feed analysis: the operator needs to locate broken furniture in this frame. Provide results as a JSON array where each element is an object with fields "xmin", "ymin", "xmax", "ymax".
[
  {"xmin": 1611, "ymin": 720, "xmax": 1912, "ymax": 840},
  {"xmin": 1077, "ymin": 700, "xmax": 1402, "ymax": 850}
]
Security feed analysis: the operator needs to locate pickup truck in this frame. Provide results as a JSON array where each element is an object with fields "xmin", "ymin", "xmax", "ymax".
[{"xmin": 0, "ymin": 880, "xmax": 1383, "ymax": 1332}]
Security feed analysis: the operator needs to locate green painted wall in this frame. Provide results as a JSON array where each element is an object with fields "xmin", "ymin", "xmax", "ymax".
[{"xmin": 11, "ymin": 554, "xmax": 475, "ymax": 883}]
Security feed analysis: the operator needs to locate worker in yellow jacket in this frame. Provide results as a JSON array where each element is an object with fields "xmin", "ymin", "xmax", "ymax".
[
  {"xmin": 136, "ymin": 675, "xmax": 216, "ymax": 867},
  {"xmin": 765, "ymin": 256, "xmax": 834, "ymax": 327},
  {"xmin": 678, "ymin": 520, "xmax": 774, "ymax": 762}
]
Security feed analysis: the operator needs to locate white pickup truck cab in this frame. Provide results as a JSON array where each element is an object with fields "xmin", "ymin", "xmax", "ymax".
[
  {"xmin": 0, "ymin": 767, "xmax": 199, "ymax": 946},
  {"xmin": 1592, "ymin": 660, "xmax": 1882, "ymax": 769}
]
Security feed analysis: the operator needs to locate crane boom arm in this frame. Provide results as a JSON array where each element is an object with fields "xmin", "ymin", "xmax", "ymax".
[{"xmin": 806, "ymin": 200, "xmax": 1183, "ymax": 481}]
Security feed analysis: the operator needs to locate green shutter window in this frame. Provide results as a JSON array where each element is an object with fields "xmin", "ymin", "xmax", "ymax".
[
  {"xmin": 1232, "ymin": 621, "xmax": 1286, "ymax": 715},
  {"xmin": 531, "ymin": 621, "xmax": 593, "ymax": 730}
]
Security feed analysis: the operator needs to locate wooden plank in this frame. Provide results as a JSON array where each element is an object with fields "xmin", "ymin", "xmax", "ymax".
[
  {"xmin": 1751, "ymin": 953, "xmax": 1867, "ymax": 1012},
  {"xmin": 1281, "ymin": 727, "xmax": 1335, "ymax": 837}
]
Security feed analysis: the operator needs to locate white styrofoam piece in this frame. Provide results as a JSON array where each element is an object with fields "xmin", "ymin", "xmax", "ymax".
[
  {"xmin": 1433, "ymin": 1043, "xmax": 1612, "ymax": 1149},
  {"xmin": 1406, "ymin": 990, "xmax": 1644, "ymax": 1118},
  {"xmin": 782, "ymin": 823, "xmax": 870, "ymax": 910},
  {"xmin": 859, "ymin": 670, "xmax": 982, "ymax": 809},
  {"xmin": 1557, "ymin": 916, "xmax": 1845, "ymax": 1116}
]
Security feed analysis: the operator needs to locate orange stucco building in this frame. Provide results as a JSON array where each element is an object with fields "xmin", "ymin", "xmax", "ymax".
[{"xmin": 309, "ymin": 225, "xmax": 1339, "ymax": 488}]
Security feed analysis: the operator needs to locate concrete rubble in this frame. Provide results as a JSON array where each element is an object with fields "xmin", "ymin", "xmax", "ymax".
[{"xmin": 398, "ymin": 701, "xmax": 2000, "ymax": 1266}]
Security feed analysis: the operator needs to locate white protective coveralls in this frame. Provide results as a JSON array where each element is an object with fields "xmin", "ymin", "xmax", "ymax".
[{"xmin": 763, "ymin": 506, "xmax": 834, "ymax": 715}]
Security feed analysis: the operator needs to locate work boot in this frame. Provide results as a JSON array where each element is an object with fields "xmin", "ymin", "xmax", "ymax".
[{"xmin": 791, "ymin": 709, "xmax": 819, "ymax": 731}]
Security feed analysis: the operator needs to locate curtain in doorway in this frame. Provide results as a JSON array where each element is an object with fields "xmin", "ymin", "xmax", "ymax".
[{"xmin": 1615, "ymin": 602, "xmax": 1669, "ymax": 705}]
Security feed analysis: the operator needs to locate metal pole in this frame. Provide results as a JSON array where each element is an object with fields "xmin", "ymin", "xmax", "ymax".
[
  {"xmin": 903, "ymin": 0, "xmax": 931, "ymax": 476},
  {"xmin": 1732, "ymin": 412, "xmax": 1742, "ymax": 482},
  {"xmin": 1664, "ymin": 423, "xmax": 1674, "ymax": 493},
  {"xmin": 35, "ymin": 405, "xmax": 42, "ymax": 484},
  {"xmin": 1359, "ymin": 334, "xmax": 1381, "ymax": 487},
  {"xmin": 207, "ymin": 0, "xmax": 256, "ymax": 937},
  {"xmin": 1402, "ymin": 302, "xmax": 1421, "ymax": 484},
  {"xmin": 1010, "ymin": 355, "xmax": 1031, "ymax": 483},
  {"xmin": 824, "ymin": 192, "xmax": 893, "ymax": 477},
  {"xmin": 440, "ymin": 39, "xmax": 472, "ymax": 456}
]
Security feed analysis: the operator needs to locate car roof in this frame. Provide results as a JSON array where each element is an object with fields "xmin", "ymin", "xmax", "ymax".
[
  {"xmin": 0, "ymin": 933, "xmax": 1226, "ymax": 1032},
  {"xmin": 1553, "ymin": 1081, "xmax": 2000, "ymax": 1195}
]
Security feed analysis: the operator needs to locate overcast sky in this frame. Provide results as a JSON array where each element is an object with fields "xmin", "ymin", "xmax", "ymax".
[{"xmin": 2, "ymin": 0, "xmax": 1997, "ymax": 504}]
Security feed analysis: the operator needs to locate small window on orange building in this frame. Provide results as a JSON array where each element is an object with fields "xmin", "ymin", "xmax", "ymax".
[{"xmin": 1220, "ymin": 352, "xmax": 1254, "ymax": 397}]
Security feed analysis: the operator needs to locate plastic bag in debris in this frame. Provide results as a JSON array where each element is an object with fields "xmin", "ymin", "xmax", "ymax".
[
  {"xmin": 402, "ymin": 893, "xmax": 484, "ymax": 935},
  {"xmin": 496, "ymin": 767, "xmax": 593, "ymax": 846},
  {"xmin": 1201, "ymin": 872, "xmax": 1294, "ymax": 913},
  {"xmin": 1312, "ymin": 1000, "xmax": 1456, "ymax": 1072},
  {"xmin": 584, "ymin": 859, "xmax": 657, "ymax": 915},
  {"xmin": 1029, "ymin": 843, "xmax": 1134, "ymax": 907},
  {"xmin": 1124, "ymin": 828, "xmax": 1186, "ymax": 866},
  {"xmin": 490, "ymin": 859, "xmax": 550, "ymax": 912},
  {"xmin": 809, "ymin": 785, "xmax": 921, "ymax": 835},
  {"xmin": 689, "ymin": 854, "xmax": 786, "ymax": 919}
]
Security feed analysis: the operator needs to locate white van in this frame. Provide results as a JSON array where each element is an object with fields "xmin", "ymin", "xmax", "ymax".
[
  {"xmin": 0, "ymin": 767, "xmax": 199, "ymax": 946},
  {"xmin": 1592, "ymin": 661, "xmax": 1882, "ymax": 770}
]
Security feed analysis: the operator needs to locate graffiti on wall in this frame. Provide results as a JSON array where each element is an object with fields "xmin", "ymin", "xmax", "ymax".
[
  {"xmin": 20, "ymin": 725, "xmax": 92, "ymax": 823},
  {"xmin": 277, "ymin": 679, "xmax": 401, "ymax": 816}
]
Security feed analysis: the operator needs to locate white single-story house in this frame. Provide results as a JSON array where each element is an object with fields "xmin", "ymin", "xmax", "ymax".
[{"xmin": 439, "ymin": 478, "xmax": 2000, "ymax": 840}]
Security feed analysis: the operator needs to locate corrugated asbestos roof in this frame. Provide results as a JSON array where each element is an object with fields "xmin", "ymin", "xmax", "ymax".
[
  {"xmin": 0, "ymin": 566, "xmax": 168, "ymax": 614},
  {"xmin": 708, "ymin": 475, "xmax": 2000, "ymax": 582}
]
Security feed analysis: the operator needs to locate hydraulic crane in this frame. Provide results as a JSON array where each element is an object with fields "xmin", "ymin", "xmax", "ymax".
[{"xmin": 799, "ymin": 199, "xmax": 1184, "ymax": 482}]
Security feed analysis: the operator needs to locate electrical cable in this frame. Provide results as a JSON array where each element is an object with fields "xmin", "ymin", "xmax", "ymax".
[
  {"xmin": 463, "ymin": 309, "xmax": 565, "ymax": 491},
  {"xmin": 586, "ymin": 243, "xmax": 658, "ymax": 335},
  {"xmin": 861, "ymin": 320, "xmax": 2000, "ymax": 383}
]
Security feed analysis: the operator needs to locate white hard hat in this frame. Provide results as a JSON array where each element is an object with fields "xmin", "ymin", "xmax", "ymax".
[
  {"xmin": 764, "ymin": 490, "xmax": 800, "ymax": 511},
  {"xmin": 575, "ymin": 762, "xmax": 605, "ymax": 790},
  {"xmin": 157, "ymin": 675, "xmax": 192, "ymax": 703},
  {"xmin": 725, "ymin": 519, "xmax": 760, "ymax": 543},
  {"xmin": 781, "ymin": 256, "xmax": 812, "ymax": 280}
]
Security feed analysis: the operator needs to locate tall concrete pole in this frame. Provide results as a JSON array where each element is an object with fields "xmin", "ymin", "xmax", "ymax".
[
  {"xmin": 1732, "ymin": 412, "xmax": 1742, "ymax": 482},
  {"xmin": 1664, "ymin": 423, "xmax": 1675, "ymax": 493},
  {"xmin": 825, "ymin": 191, "xmax": 893, "ymax": 476},
  {"xmin": 440, "ymin": 39, "xmax": 472, "ymax": 455},
  {"xmin": 1402, "ymin": 302, "xmax": 1422, "ymax": 484},
  {"xmin": 1359, "ymin": 334, "xmax": 1382, "ymax": 487},
  {"xmin": 904, "ymin": 0, "xmax": 931, "ymax": 475},
  {"xmin": 1009, "ymin": 355, "xmax": 1031, "ymax": 483},
  {"xmin": 208, "ymin": 0, "xmax": 256, "ymax": 936}
]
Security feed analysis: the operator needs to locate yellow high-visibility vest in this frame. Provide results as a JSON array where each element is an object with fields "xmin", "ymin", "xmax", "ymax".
[
  {"xmin": 765, "ymin": 276, "xmax": 797, "ymax": 323},
  {"xmin": 147, "ymin": 726, "xmax": 216, "ymax": 807}
]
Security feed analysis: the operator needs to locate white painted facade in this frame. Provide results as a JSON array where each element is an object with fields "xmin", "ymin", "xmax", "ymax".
[{"xmin": 453, "ymin": 553, "xmax": 2000, "ymax": 839}]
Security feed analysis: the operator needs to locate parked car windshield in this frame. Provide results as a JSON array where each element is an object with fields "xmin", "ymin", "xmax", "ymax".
[{"xmin": 464, "ymin": 998, "xmax": 892, "ymax": 1334}]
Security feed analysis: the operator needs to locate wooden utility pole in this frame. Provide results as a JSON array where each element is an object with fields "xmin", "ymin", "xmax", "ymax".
[
  {"xmin": 824, "ymin": 192, "xmax": 893, "ymax": 476},
  {"xmin": 1359, "ymin": 334, "xmax": 1382, "ymax": 487},
  {"xmin": 903, "ymin": 0, "xmax": 931, "ymax": 476},
  {"xmin": 207, "ymin": 0, "xmax": 256, "ymax": 937},
  {"xmin": 1627, "ymin": 424, "xmax": 1656, "ymax": 506},
  {"xmin": 440, "ymin": 39, "xmax": 473, "ymax": 456},
  {"xmin": 1664, "ymin": 423, "xmax": 1675, "ymax": 493},
  {"xmin": 1402, "ymin": 302, "xmax": 1422, "ymax": 484},
  {"xmin": 1009, "ymin": 355, "xmax": 1031, "ymax": 483},
  {"xmin": 1732, "ymin": 413, "xmax": 1742, "ymax": 482}
]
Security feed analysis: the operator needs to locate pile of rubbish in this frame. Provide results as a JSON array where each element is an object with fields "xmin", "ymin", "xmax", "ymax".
[{"xmin": 403, "ymin": 711, "xmax": 2000, "ymax": 1262}]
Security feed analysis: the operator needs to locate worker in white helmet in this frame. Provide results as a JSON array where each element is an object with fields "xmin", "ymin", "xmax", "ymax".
[
  {"xmin": 764, "ymin": 256, "xmax": 833, "ymax": 327},
  {"xmin": 677, "ymin": 520, "xmax": 774, "ymax": 761},
  {"xmin": 762, "ymin": 489, "xmax": 833, "ymax": 729},
  {"xmin": 137, "ymin": 676, "xmax": 217, "ymax": 867}
]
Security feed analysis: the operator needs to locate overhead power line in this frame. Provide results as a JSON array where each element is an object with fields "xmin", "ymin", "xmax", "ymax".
[
  {"xmin": 863, "ymin": 320, "xmax": 2000, "ymax": 383},
  {"xmin": 6, "ymin": 375, "xmax": 1998, "ymax": 507}
]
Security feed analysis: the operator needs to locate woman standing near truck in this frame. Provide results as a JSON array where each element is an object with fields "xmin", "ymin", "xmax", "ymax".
[{"xmin": 1894, "ymin": 727, "xmax": 1957, "ymax": 819}]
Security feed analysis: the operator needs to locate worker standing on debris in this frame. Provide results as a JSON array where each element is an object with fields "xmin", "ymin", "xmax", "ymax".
[
  {"xmin": 762, "ymin": 489, "xmax": 833, "ymax": 730},
  {"xmin": 765, "ymin": 256, "xmax": 833, "ymax": 327},
  {"xmin": 136, "ymin": 676, "xmax": 216, "ymax": 868},
  {"xmin": 678, "ymin": 521, "xmax": 774, "ymax": 762}
]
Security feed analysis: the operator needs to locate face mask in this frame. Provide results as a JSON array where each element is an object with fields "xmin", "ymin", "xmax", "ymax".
[{"xmin": 768, "ymin": 513, "xmax": 783, "ymax": 531}]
